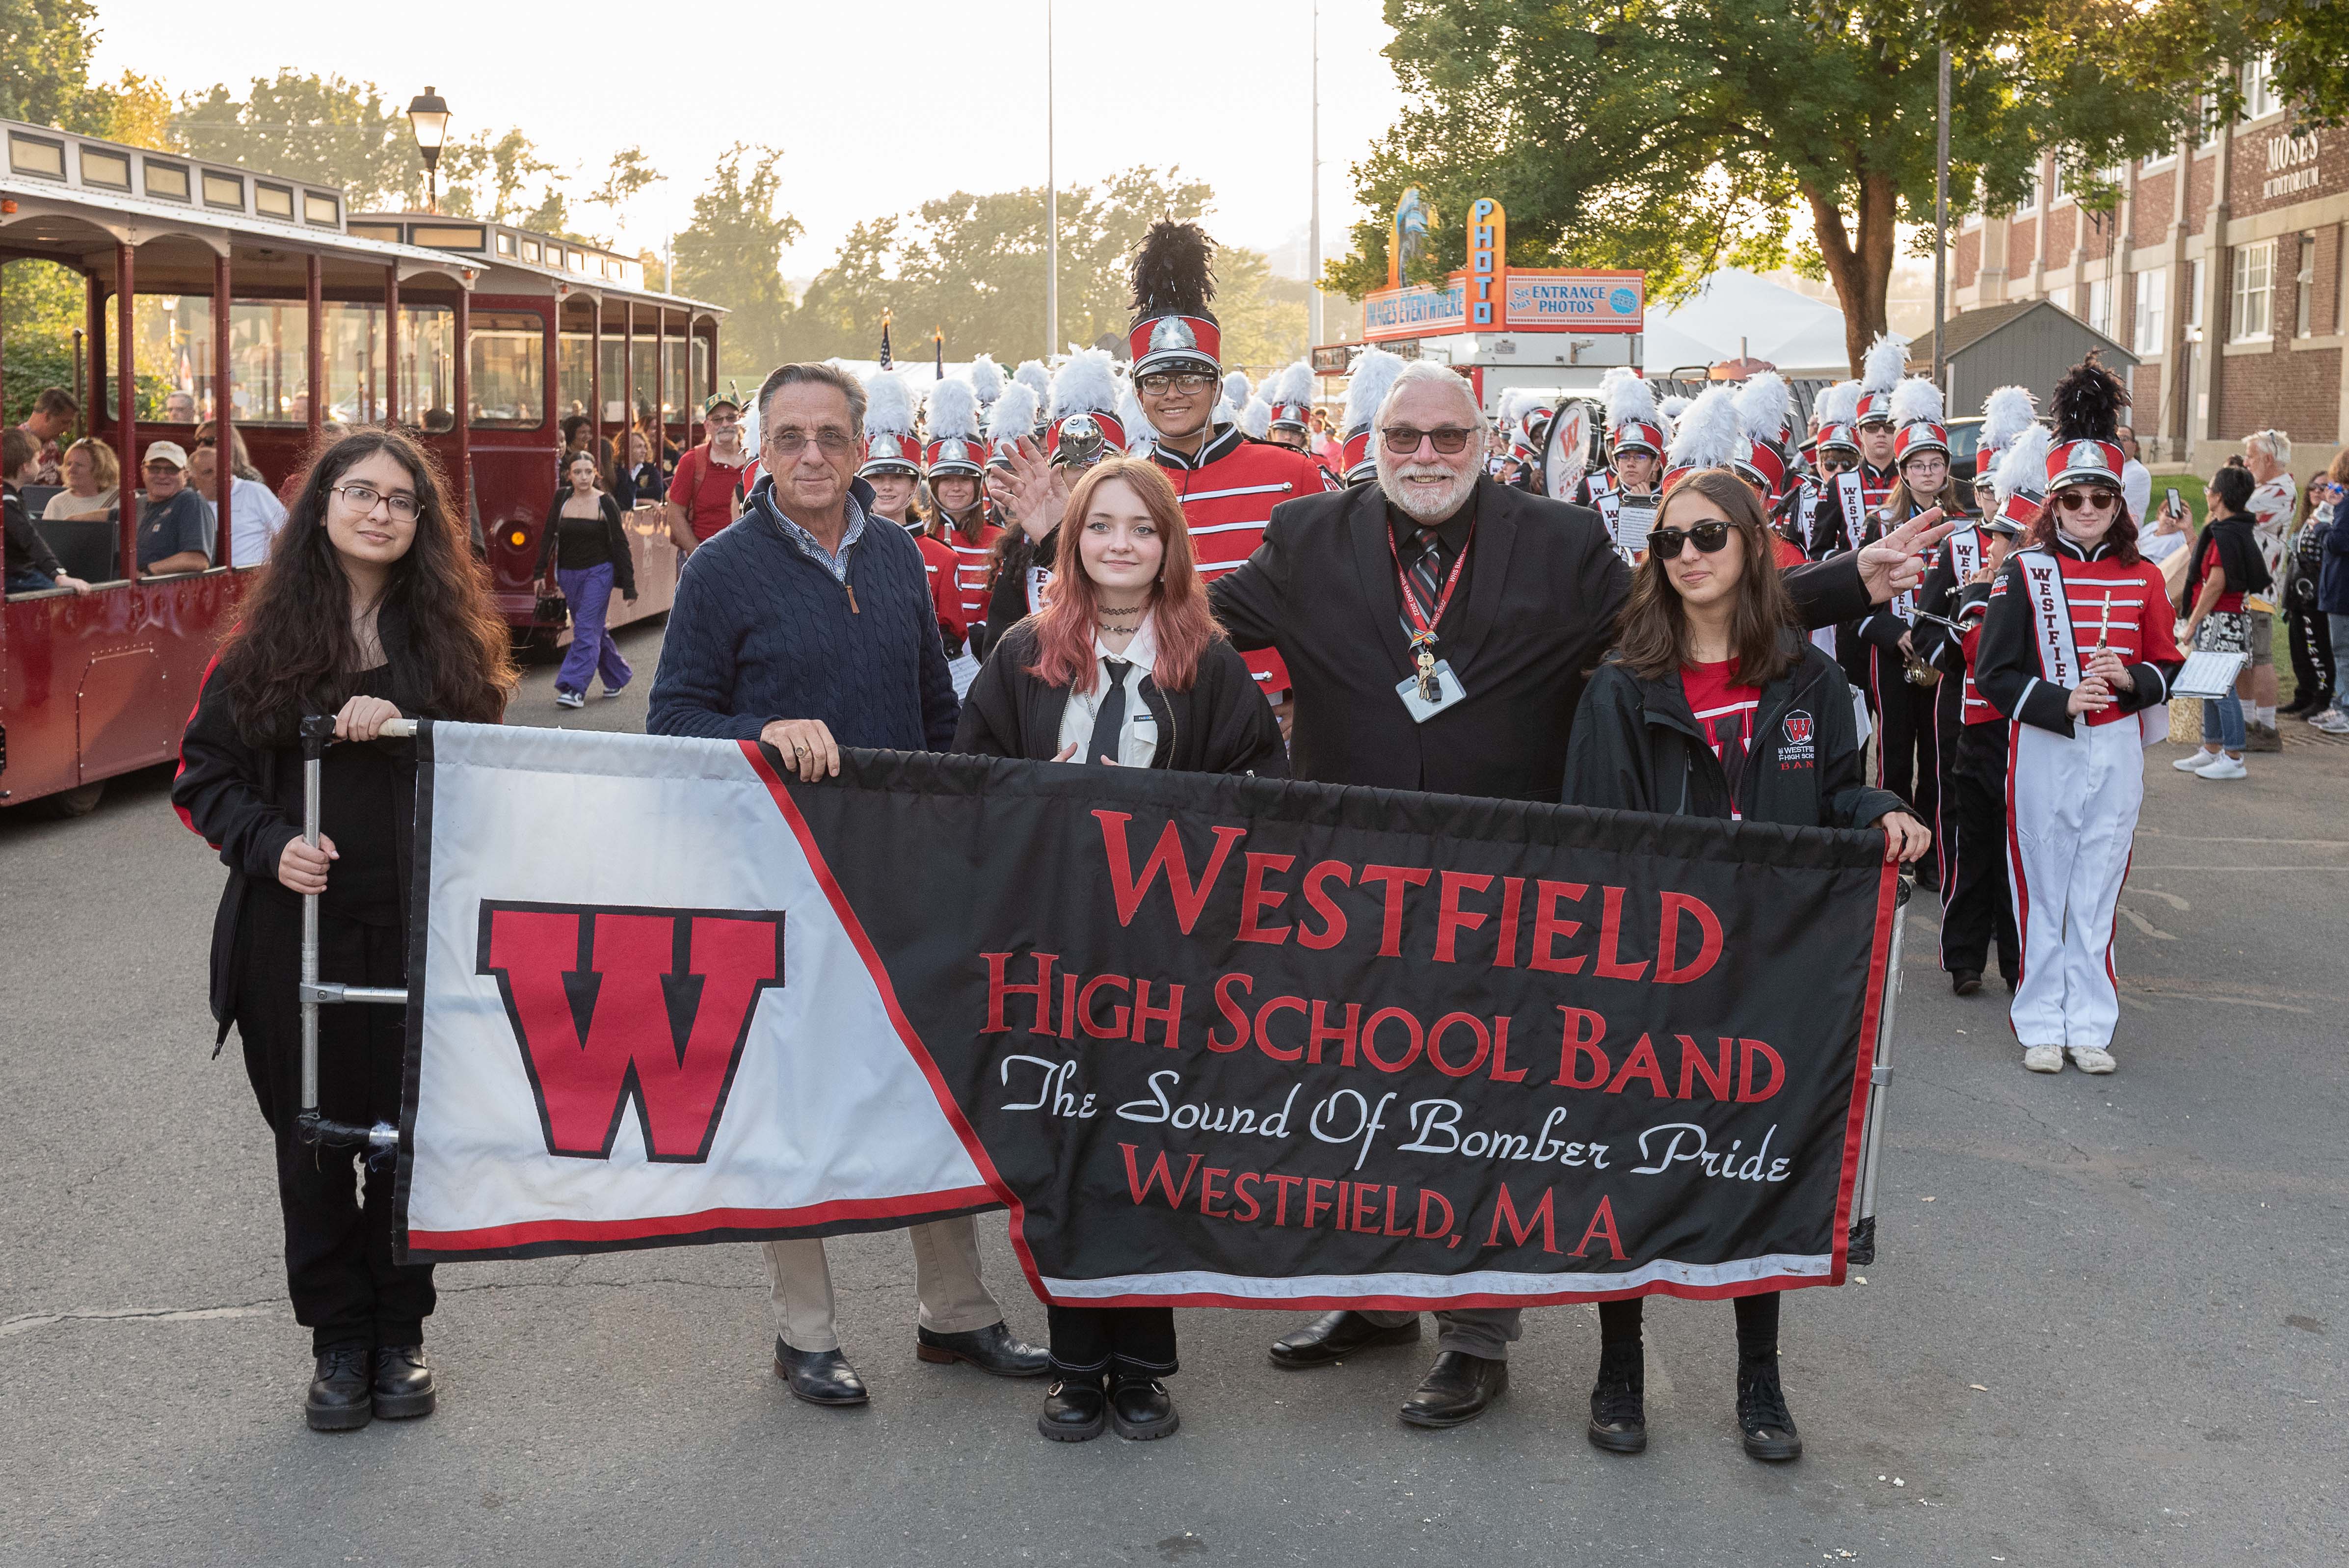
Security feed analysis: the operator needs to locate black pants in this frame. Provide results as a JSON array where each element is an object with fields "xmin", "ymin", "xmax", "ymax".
[
  {"xmin": 1046, "ymin": 1304, "xmax": 1176, "ymax": 1382},
  {"xmin": 235, "ymin": 893, "xmax": 435, "ymax": 1355},
  {"xmin": 1598, "ymin": 1292, "xmax": 1780, "ymax": 1361},
  {"xmin": 2287, "ymin": 596, "xmax": 2333, "ymax": 704},
  {"xmin": 1928, "ymin": 678, "xmax": 1965, "ymax": 890},
  {"xmin": 1941, "ymin": 723, "xmax": 2020, "ymax": 980},
  {"xmin": 1869, "ymin": 646, "xmax": 1940, "ymax": 829}
]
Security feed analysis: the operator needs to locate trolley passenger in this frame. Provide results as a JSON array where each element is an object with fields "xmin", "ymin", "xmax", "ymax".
[
  {"xmin": 537, "ymin": 452, "xmax": 638, "ymax": 707},
  {"xmin": 42, "ymin": 437, "xmax": 119, "ymax": 522},
  {"xmin": 610, "ymin": 428, "xmax": 666, "ymax": 511},
  {"xmin": 5, "ymin": 429, "xmax": 92, "ymax": 594},
  {"xmin": 173, "ymin": 427, "xmax": 515, "ymax": 1432}
]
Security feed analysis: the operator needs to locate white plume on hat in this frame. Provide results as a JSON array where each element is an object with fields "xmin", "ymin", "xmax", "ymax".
[
  {"xmin": 1813, "ymin": 379, "xmax": 1862, "ymax": 428},
  {"xmin": 1118, "ymin": 381, "xmax": 1158, "ymax": 451},
  {"xmin": 1889, "ymin": 376, "xmax": 1945, "ymax": 429},
  {"xmin": 967, "ymin": 355, "xmax": 1004, "ymax": 407},
  {"xmin": 1049, "ymin": 347, "xmax": 1123, "ymax": 420},
  {"xmin": 1978, "ymin": 385, "xmax": 2037, "ymax": 452},
  {"xmin": 1659, "ymin": 393, "xmax": 1693, "ymax": 421},
  {"xmin": 925, "ymin": 374, "xmax": 982, "ymax": 442},
  {"xmin": 1860, "ymin": 332, "xmax": 1911, "ymax": 395},
  {"xmin": 1601, "ymin": 366, "xmax": 1660, "ymax": 429},
  {"xmin": 1665, "ymin": 384, "xmax": 1743, "ymax": 472},
  {"xmin": 1497, "ymin": 387, "xmax": 1532, "ymax": 430},
  {"xmin": 1223, "ymin": 371, "xmax": 1253, "ymax": 407},
  {"xmin": 1735, "ymin": 372, "xmax": 1792, "ymax": 443},
  {"xmin": 1263, "ymin": 360, "xmax": 1315, "ymax": 409},
  {"xmin": 1014, "ymin": 359, "xmax": 1051, "ymax": 405},
  {"xmin": 1993, "ymin": 424, "xmax": 2052, "ymax": 502},
  {"xmin": 862, "ymin": 367, "xmax": 915, "ymax": 439},
  {"xmin": 987, "ymin": 381, "xmax": 1039, "ymax": 447},
  {"xmin": 1240, "ymin": 396, "xmax": 1272, "ymax": 439},
  {"xmin": 1341, "ymin": 347, "xmax": 1408, "ymax": 435}
]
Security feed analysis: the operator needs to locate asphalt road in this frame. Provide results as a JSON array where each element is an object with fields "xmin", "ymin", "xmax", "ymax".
[{"xmin": 3, "ymin": 613, "xmax": 2342, "ymax": 1568}]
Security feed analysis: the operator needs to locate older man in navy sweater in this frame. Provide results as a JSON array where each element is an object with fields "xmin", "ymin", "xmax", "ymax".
[{"xmin": 649, "ymin": 361, "xmax": 1044, "ymax": 1405}]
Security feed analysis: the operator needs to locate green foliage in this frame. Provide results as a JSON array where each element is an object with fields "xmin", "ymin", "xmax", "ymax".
[
  {"xmin": 2, "ymin": 260, "xmax": 83, "ymax": 427},
  {"xmin": 2251, "ymin": 0, "xmax": 2349, "ymax": 125},
  {"xmin": 670, "ymin": 144, "xmax": 803, "ymax": 384},
  {"xmin": 173, "ymin": 71, "xmax": 423, "ymax": 207},
  {"xmin": 0, "ymin": 0, "xmax": 109, "ymax": 133}
]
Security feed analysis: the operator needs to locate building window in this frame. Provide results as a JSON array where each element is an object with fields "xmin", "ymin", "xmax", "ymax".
[
  {"xmin": 2085, "ymin": 277, "xmax": 2113, "ymax": 337},
  {"xmin": 2230, "ymin": 239, "xmax": 2274, "ymax": 342},
  {"xmin": 2186, "ymin": 258, "xmax": 2205, "ymax": 334},
  {"xmin": 2134, "ymin": 267, "xmax": 2167, "ymax": 351},
  {"xmin": 2242, "ymin": 55, "xmax": 2280, "ymax": 122},
  {"xmin": 2296, "ymin": 233, "xmax": 2316, "ymax": 337},
  {"xmin": 2049, "ymin": 161, "xmax": 2071, "ymax": 206}
]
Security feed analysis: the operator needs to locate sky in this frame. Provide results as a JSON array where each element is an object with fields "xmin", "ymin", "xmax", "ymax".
[{"xmin": 95, "ymin": 0, "xmax": 1409, "ymax": 278}]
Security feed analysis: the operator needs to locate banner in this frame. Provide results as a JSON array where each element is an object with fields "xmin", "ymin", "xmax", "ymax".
[{"xmin": 398, "ymin": 725, "xmax": 1897, "ymax": 1309}]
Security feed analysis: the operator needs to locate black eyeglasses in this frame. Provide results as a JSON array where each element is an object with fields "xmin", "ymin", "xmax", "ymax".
[
  {"xmin": 1137, "ymin": 372, "xmax": 1217, "ymax": 395},
  {"xmin": 1647, "ymin": 521, "xmax": 1733, "ymax": 557},
  {"xmin": 1381, "ymin": 426, "xmax": 1474, "ymax": 455}
]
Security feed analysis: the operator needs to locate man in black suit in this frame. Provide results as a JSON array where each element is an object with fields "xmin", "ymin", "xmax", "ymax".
[{"xmin": 1208, "ymin": 361, "xmax": 1948, "ymax": 1428}]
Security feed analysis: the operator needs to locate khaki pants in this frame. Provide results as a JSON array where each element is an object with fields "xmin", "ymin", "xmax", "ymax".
[{"xmin": 763, "ymin": 1216, "xmax": 1002, "ymax": 1353}]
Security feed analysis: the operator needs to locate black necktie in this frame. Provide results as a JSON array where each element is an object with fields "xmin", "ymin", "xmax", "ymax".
[
  {"xmin": 1087, "ymin": 658, "xmax": 1130, "ymax": 765},
  {"xmin": 1410, "ymin": 526, "xmax": 1444, "ymax": 614}
]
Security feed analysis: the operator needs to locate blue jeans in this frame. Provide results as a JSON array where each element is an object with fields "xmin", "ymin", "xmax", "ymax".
[
  {"xmin": 2202, "ymin": 691, "xmax": 2245, "ymax": 751},
  {"xmin": 2331, "ymin": 613, "xmax": 2349, "ymax": 715},
  {"xmin": 6, "ymin": 566, "xmax": 58, "ymax": 594},
  {"xmin": 555, "ymin": 561, "xmax": 632, "ymax": 696}
]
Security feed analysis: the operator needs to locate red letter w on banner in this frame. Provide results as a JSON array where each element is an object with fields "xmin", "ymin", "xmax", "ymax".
[
  {"xmin": 478, "ymin": 902, "xmax": 786, "ymax": 1162},
  {"xmin": 1092, "ymin": 811, "xmax": 1247, "ymax": 931}
]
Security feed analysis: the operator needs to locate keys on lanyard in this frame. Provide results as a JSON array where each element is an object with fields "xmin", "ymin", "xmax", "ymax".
[{"xmin": 1390, "ymin": 519, "xmax": 1475, "ymax": 702}]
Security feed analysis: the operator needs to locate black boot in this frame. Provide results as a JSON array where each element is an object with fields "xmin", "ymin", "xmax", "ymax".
[
  {"xmin": 305, "ymin": 1344, "xmax": 373, "ymax": 1433},
  {"xmin": 1108, "ymin": 1374, "xmax": 1178, "ymax": 1440},
  {"xmin": 1950, "ymin": 969, "xmax": 1982, "ymax": 996},
  {"xmin": 774, "ymin": 1338, "xmax": 869, "ymax": 1407},
  {"xmin": 1736, "ymin": 1360, "xmax": 1803, "ymax": 1461},
  {"xmin": 1586, "ymin": 1340, "xmax": 1647, "ymax": 1454},
  {"xmin": 372, "ymin": 1344, "xmax": 436, "ymax": 1420},
  {"xmin": 1037, "ymin": 1374, "xmax": 1107, "ymax": 1442}
]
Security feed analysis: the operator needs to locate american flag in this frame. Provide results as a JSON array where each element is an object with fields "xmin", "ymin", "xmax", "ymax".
[{"xmin": 879, "ymin": 312, "xmax": 893, "ymax": 369}]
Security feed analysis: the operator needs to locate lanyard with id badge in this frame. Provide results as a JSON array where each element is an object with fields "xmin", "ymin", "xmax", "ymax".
[{"xmin": 1389, "ymin": 518, "xmax": 1474, "ymax": 722}]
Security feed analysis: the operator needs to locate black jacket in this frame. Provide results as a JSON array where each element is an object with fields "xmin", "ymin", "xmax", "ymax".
[
  {"xmin": 171, "ymin": 606, "xmax": 434, "ymax": 1044},
  {"xmin": 980, "ymin": 523, "xmax": 1052, "ymax": 663},
  {"xmin": 535, "ymin": 492, "xmax": 638, "ymax": 598},
  {"xmin": 2183, "ymin": 512, "xmax": 2270, "ymax": 610},
  {"xmin": 953, "ymin": 619, "xmax": 1288, "ymax": 778},
  {"xmin": 612, "ymin": 460, "xmax": 666, "ymax": 511},
  {"xmin": 1563, "ymin": 636, "xmax": 1905, "ymax": 830},
  {"xmin": 1206, "ymin": 476, "xmax": 1879, "ymax": 802},
  {"xmin": 4, "ymin": 481, "xmax": 64, "ymax": 582}
]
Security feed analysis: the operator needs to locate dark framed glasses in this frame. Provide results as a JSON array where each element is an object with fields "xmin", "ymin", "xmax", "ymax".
[
  {"xmin": 1381, "ymin": 425, "xmax": 1474, "ymax": 455},
  {"xmin": 1137, "ymin": 372, "xmax": 1217, "ymax": 395},
  {"xmin": 2054, "ymin": 488, "xmax": 2119, "ymax": 512},
  {"xmin": 1648, "ymin": 521, "xmax": 1733, "ymax": 557}
]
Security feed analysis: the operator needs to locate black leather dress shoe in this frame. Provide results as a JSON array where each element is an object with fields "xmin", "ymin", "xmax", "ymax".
[
  {"xmin": 917, "ymin": 1321, "xmax": 1049, "ymax": 1378},
  {"xmin": 1398, "ymin": 1351, "xmax": 1508, "ymax": 1428},
  {"xmin": 774, "ymin": 1338, "xmax": 869, "ymax": 1407},
  {"xmin": 1109, "ymin": 1376, "xmax": 1179, "ymax": 1440},
  {"xmin": 1038, "ymin": 1376, "xmax": 1107, "ymax": 1441},
  {"xmin": 372, "ymin": 1344, "xmax": 436, "ymax": 1419},
  {"xmin": 305, "ymin": 1345, "xmax": 373, "ymax": 1433},
  {"xmin": 1586, "ymin": 1341, "xmax": 1647, "ymax": 1454},
  {"xmin": 1268, "ymin": 1310, "xmax": 1422, "ymax": 1369},
  {"xmin": 1951, "ymin": 969, "xmax": 1982, "ymax": 996}
]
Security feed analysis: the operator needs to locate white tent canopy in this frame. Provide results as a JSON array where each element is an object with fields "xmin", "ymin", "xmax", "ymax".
[{"xmin": 1642, "ymin": 270, "xmax": 1852, "ymax": 380}]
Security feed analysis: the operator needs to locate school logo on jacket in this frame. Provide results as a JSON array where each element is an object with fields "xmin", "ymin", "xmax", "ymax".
[{"xmin": 1779, "ymin": 710, "xmax": 1815, "ymax": 768}]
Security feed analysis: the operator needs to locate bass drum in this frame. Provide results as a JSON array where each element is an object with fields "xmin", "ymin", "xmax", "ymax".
[{"xmin": 1542, "ymin": 399, "xmax": 1598, "ymax": 502}]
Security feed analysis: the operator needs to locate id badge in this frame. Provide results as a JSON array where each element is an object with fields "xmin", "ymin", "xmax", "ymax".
[{"xmin": 1395, "ymin": 659, "xmax": 1468, "ymax": 723}]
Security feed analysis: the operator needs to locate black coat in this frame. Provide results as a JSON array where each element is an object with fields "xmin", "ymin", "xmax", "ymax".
[
  {"xmin": 953, "ymin": 619, "xmax": 1289, "ymax": 778},
  {"xmin": 1562, "ymin": 635, "xmax": 1906, "ymax": 831},
  {"xmin": 1206, "ymin": 476, "xmax": 1879, "ymax": 802}
]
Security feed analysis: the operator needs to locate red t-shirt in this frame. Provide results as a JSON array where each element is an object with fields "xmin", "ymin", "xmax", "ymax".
[
  {"xmin": 671, "ymin": 445, "xmax": 752, "ymax": 542},
  {"xmin": 1681, "ymin": 659, "xmax": 1763, "ymax": 818},
  {"xmin": 2198, "ymin": 535, "xmax": 2245, "ymax": 611}
]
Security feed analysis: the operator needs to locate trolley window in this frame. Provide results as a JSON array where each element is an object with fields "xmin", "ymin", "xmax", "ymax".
[
  {"xmin": 8, "ymin": 132, "xmax": 67, "ymax": 179},
  {"xmin": 202, "ymin": 170, "xmax": 245, "ymax": 210},
  {"xmin": 143, "ymin": 159, "xmax": 190, "ymax": 201},
  {"xmin": 559, "ymin": 330, "xmax": 595, "ymax": 424},
  {"xmin": 303, "ymin": 192, "xmax": 339, "ymax": 227},
  {"xmin": 255, "ymin": 183, "xmax": 295, "ymax": 220},
  {"xmin": 81, "ymin": 148, "xmax": 132, "ymax": 189},
  {"xmin": 469, "ymin": 311, "xmax": 546, "ymax": 427}
]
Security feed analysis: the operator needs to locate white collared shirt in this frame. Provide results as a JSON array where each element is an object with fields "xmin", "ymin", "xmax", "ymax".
[{"xmin": 1056, "ymin": 613, "xmax": 1161, "ymax": 769}]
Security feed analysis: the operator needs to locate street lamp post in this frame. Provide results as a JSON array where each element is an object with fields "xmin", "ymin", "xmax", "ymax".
[
  {"xmin": 1044, "ymin": 0, "xmax": 1058, "ymax": 359},
  {"xmin": 406, "ymin": 87, "xmax": 451, "ymax": 215},
  {"xmin": 1308, "ymin": 0, "xmax": 1323, "ymax": 349}
]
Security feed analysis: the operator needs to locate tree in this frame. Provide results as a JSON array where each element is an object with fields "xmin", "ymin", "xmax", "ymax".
[
  {"xmin": 173, "ymin": 71, "xmax": 423, "ymax": 208},
  {"xmin": 670, "ymin": 144, "xmax": 803, "ymax": 384},
  {"xmin": 1330, "ymin": 0, "xmax": 2239, "ymax": 373},
  {"xmin": 0, "ymin": 0, "xmax": 108, "ymax": 133}
]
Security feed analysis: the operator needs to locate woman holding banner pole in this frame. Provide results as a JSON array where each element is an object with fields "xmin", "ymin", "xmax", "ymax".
[
  {"xmin": 1562, "ymin": 467, "xmax": 1925, "ymax": 1462},
  {"xmin": 172, "ymin": 428, "xmax": 514, "ymax": 1432},
  {"xmin": 956, "ymin": 456, "xmax": 1286, "ymax": 1441}
]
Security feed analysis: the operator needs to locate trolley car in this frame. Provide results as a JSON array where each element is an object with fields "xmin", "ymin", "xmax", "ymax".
[{"xmin": 0, "ymin": 117, "xmax": 723, "ymax": 813}]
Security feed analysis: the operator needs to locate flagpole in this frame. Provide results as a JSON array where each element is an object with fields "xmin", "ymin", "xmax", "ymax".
[
  {"xmin": 1045, "ymin": 0, "xmax": 1059, "ymax": 359},
  {"xmin": 1308, "ymin": 0, "xmax": 1324, "ymax": 349},
  {"xmin": 1932, "ymin": 45, "xmax": 1950, "ymax": 393}
]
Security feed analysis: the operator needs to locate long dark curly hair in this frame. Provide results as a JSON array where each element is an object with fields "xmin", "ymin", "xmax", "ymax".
[{"xmin": 214, "ymin": 426, "xmax": 514, "ymax": 744}]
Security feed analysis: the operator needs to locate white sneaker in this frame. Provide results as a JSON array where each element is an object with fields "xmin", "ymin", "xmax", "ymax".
[
  {"xmin": 2311, "ymin": 710, "xmax": 2349, "ymax": 734},
  {"xmin": 2195, "ymin": 754, "xmax": 2247, "ymax": 779},
  {"xmin": 2022, "ymin": 1044, "xmax": 2065, "ymax": 1073},
  {"xmin": 2068, "ymin": 1046, "xmax": 2117, "ymax": 1074},
  {"xmin": 555, "ymin": 690, "xmax": 585, "ymax": 710},
  {"xmin": 2172, "ymin": 749, "xmax": 2221, "ymax": 771}
]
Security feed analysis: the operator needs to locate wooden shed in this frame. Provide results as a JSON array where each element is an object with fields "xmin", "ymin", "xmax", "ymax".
[{"xmin": 1909, "ymin": 299, "xmax": 2139, "ymax": 418}]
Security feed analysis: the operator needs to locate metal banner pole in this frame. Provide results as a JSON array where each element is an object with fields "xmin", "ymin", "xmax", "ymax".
[{"xmin": 1848, "ymin": 879, "xmax": 1910, "ymax": 1265}]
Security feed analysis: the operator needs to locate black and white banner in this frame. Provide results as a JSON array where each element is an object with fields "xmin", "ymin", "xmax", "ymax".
[{"xmin": 398, "ymin": 725, "xmax": 1898, "ymax": 1308}]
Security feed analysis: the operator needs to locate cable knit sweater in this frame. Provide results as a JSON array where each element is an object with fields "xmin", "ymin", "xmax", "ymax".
[{"xmin": 648, "ymin": 474, "xmax": 958, "ymax": 750}]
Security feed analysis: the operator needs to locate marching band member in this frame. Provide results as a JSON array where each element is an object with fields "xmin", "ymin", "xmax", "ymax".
[
  {"xmin": 1975, "ymin": 358, "xmax": 2183, "ymax": 1076},
  {"xmin": 955, "ymin": 456, "xmax": 1288, "ymax": 1441},
  {"xmin": 983, "ymin": 350, "xmax": 1129, "ymax": 651},
  {"xmin": 1915, "ymin": 428, "xmax": 2043, "ymax": 995},
  {"xmin": 1335, "ymin": 347, "xmax": 1408, "ymax": 487},
  {"xmin": 861, "ymin": 368, "xmax": 967, "ymax": 655},
  {"xmin": 1800, "ymin": 383, "xmax": 1863, "ymax": 559},
  {"xmin": 967, "ymin": 353, "xmax": 1005, "ymax": 414},
  {"xmin": 1239, "ymin": 393, "xmax": 1274, "ymax": 441},
  {"xmin": 1572, "ymin": 369, "xmax": 1666, "ymax": 532},
  {"xmin": 1851, "ymin": 333, "xmax": 1908, "ymax": 509},
  {"xmin": 1562, "ymin": 467, "xmax": 1925, "ymax": 1463},
  {"xmin": 1126, "ymin": 218, "xmax": 1338, "ymax": 711},
  {"xmin": 922, "ymin": 376, "xmax": 1003, "ymax": 659},
  {"xmin": 1014, "ymin": 360, "xmax": 1053, "ymax": 438},
  {"xmin": 1731, "ymin": 372, "xmax": 1808, "ymax": 569},
  {"xmin": 1259, "ymin": 361, "xmax": 1320, "ymax": 456}
]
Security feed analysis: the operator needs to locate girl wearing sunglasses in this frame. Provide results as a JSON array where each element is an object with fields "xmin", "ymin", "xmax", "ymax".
[
  {"xmin": 1561, "ymin": 467, "xmax": 1927, "ymax": 1465},
  {"xmin": 1974, "ymin": 359, "xmax": 2184, "ymax": 1077}
]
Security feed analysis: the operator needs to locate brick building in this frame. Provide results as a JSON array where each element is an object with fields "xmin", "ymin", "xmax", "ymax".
[{"xmin": 1950, "ymin": 58, "xmax": 2347, "ymax": 477}]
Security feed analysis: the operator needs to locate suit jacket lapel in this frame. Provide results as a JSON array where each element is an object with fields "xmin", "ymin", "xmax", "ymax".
[
  {"xmin": 1449, "ymin": 477, "xmax": 1520, "ymax": 677},
  {"xmin": 1348, "ymin": 482, "xmax": 1416, "ymax": 682}
]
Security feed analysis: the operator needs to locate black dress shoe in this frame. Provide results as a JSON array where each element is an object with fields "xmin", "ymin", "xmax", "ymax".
[
  {"xmin": 305, "ymin": 1344, "xmax": 373, "ymax": 1433},
  {"xmin": 917, "ymin": 1321, "xmax": 1049, "ymax": 1378},
  {"xmin": 1736, "ymin": 1361, "xmax": 1804, "ymax": 1461},
  {"xmin": 1586, "ymin": 1340, "xmax": 1647, "ymax": 1454},
  {"xmin": 774, "ymin": 1338, "xmax": 869, "ymax": 1407},
  {"xmin": 372, "ymin": 1344, "xmax": 436, "ymax": 1419},
  {"xmin": 1398, "ymin": 1351, "xmax": 1508, "ymax": 1428},
  {"xmin": 1268, "ymin": 1309, "xmax": 1421, "ymax": 1369},
  {"xmin": 1951, "ymin": 969, "xmax": 1982, "ymax": 996},
  {"xmin": 1109, "ymin": 1375, "xmax": 1179, "ymax": 1440},
  {"xmin": 1037, "ymin": 1376, "xmax": 1107, "ymax": 1441}
]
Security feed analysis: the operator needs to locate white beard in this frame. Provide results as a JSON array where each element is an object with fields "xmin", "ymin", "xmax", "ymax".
[{"xmin": 1377, "ymin": 453, "xmax": 1479, "ymax": 523}]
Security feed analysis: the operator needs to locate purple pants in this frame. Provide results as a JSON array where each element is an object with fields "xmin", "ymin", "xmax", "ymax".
[{"xmin": 556, "ymin": 561, "xmax": 632, "ymax": 696}]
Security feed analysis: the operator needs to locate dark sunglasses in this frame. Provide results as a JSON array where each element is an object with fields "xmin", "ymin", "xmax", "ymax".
[
  {"xmin": 2055, "ymin": 488, "xmax": 2119, "ymax": 512},
  {"xmin": 1648, "ymin": 521, "xmax": 1733, "ymax": 557},
  {"xmin": 1381, "ymin": 425, "xmax": 1474, "ymax": 455},
  {"xmin": 194, "ymin": 436, "xmax": 217, "ymax": 448},
  {"xmin": 1817, "ymin": 454, "xmax": 1856, "ymax": 472}
]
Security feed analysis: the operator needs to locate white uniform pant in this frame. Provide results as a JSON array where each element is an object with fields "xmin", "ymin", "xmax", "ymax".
[
  {"xmin": 2005, "ymin": 718, "xmax": 2143, "ymax": 1052},
  {"xmin": 762, "ymin": 1216, "xmax": 1002, "ymax": 1353}
]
